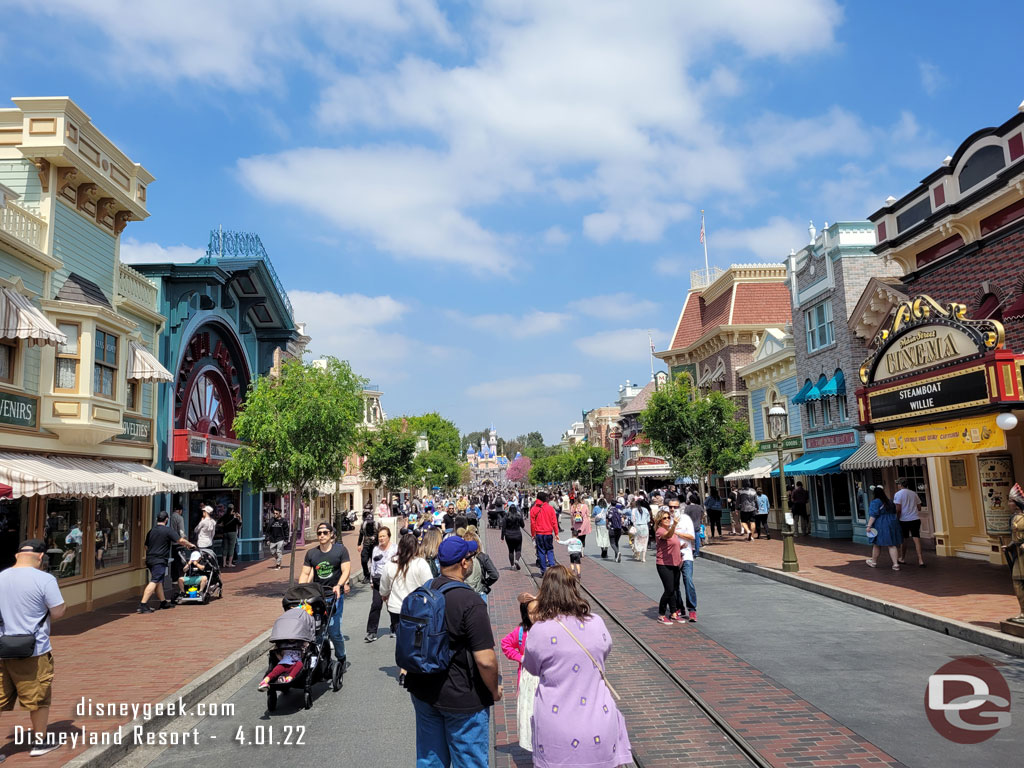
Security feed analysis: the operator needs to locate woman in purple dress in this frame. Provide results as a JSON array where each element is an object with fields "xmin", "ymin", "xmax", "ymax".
[{"xmin": 523, "ymin": 565, "xmax": 632, "ymax": 768}]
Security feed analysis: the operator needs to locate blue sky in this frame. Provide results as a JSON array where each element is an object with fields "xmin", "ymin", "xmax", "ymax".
[{"xmin": 4, "ymin": 0, "xmax": 1022, "ymax": 442}]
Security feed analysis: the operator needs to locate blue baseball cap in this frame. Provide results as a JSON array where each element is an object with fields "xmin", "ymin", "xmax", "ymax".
[{"xmin": 438, "ymin": 537, "xmax": 479, "ymax": 566}]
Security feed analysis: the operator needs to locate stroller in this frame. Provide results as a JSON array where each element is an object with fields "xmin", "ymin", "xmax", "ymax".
[
  {"xmin": 487, "ymin": 507, "xmax": 500, "ymax": 528},
  {"xmin": 265, "ymin": 583, "xmax": 342, "ymax": 711},
  {"xmin": 175, "ymin": 549, "xmax": 223, "ymax": 604}
]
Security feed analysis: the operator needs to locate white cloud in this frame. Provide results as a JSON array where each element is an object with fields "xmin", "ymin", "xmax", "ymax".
[
  {"xmin": 568, "ymin": 293, "xmax": 659, "ymax": 320},
  {"xmin": 653, "ymin": 257, "xmax": 688, "ymax": 277},
  {"xmin": 289, "ymin": 289, "xmax": 451, "ymax": 385},
  {"xmin": 466, "ymin": 373, "xmax": 582, "ymax": 400},
  {"xmin": 12, "ymin": 0, "xmax": 455, "ymax": 89},
  {"xmin": 575, "ymin": 328, "xmax": 665, "ymax": 362},
  {"xmin": 446, "ymin": 309, "xmax": 569, "ymax": 338},
  {"xmin": 918, "ymin": 60, "xmax": 943, "ymax": 96},
  {"xmin": 712, "ymin": 217, "xmax": 808, "ymax": 261},
  {"xmin": 748, "ymin": 107, "xmax": 872, "ymax": 172},
  {"xmin": 119, "ymin": 238, "xmax": 205, "ymax": 265},
  {"xmin": 542, "ymin": 226, "xmax": 569, "ymax": 245}
]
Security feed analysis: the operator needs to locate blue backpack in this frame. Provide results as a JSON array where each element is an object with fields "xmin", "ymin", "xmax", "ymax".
[{"xmin": 396, "ymin": 580, "xmax": 474, "ymax": 675}]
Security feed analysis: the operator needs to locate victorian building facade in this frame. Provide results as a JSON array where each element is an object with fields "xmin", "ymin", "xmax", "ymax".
[
  {"xmin": 0, "ymin": 97, "xmax": 194, "ymax": 613},
  {"xmin": 137, "ymin": 230, "xmax": 307, "ymax": 560},
  {"xmin": 855, "ymin": 104, "xmax": 1024, "ymax": 565},
  {"xmin": 610, "ymin": 372, "xmax": 672, "ymax": 494}
]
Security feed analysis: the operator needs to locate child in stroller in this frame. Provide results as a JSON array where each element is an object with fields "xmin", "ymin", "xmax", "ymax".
[{"xmin": 263, "ymin": 584, "xmax": 343, "ymax": 711}]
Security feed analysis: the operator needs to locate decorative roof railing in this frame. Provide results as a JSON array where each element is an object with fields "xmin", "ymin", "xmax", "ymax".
[{"xmin": 206, "ymin": 229, "xmax": 293, "ymax": 320}]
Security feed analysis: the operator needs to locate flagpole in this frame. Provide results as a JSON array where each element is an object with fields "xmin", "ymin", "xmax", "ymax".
[
  {"xmin": 701, "ymin": 209, "xmax": 709, "ymax": 274},
  {"xmin": 648, "ymin": 332, "xmax": 656, "ymax": 383}
]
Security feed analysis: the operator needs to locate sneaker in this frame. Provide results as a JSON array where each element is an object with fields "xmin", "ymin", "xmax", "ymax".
[
  {"xmin": 671, "ymin": 611, "xmax": 686, "ymax": 624},
  {"xmin": 364, "ymin": 632, "xmax": 377, "ymax": 643},
  {"xmin": 688, "ymin": 611, "xmax": 697, "ymax": 622},
  {"xmin": 657, "ymin": 616, "xmax": 674, "ymax": 626},
  {"xmin": 137, "ymin": 604, "xmax": 155, "ymax": 614},
  {"xmin": 257, "ymin": 679, "xmax": 270, "ymax": 691},
  {"xmin": 29, "ymin": 744, "xmax": 60, "ymax": 757},
  {"xmin": 159, "ymin": 600, "xmax": 175, "ymax": 609},
  {"xmin": 892, "ymin": 564, "xmax": 900, "ymax": 571},
  {"xmin": 865, "ymin": 559, "xmax": 877, "ymax": 568}
]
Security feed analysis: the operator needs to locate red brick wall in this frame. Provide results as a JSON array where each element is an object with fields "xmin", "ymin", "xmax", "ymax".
[{"xmin": 906, "ymin": 227, "xmax": 1024, "ymax": 352}]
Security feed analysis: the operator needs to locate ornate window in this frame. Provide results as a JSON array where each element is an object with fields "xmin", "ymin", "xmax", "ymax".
[
  {"xmin": 805, "ymin": 300, "xmax": 834, "ymax": 352},
  {"xmin": 185, "ymin": 371, "xmax": 230, "ymax": 435},
  {"xmin": 958, "ymin": 145, "xmax": 1006, "ymax": 194}
]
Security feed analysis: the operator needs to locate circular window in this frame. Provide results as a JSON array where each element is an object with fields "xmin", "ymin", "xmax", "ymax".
[{"xmin": 185, "ymin": 371, "xmax": 231, "ymax": 435}]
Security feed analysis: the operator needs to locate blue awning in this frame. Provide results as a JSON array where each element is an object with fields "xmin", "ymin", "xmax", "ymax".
[
  {"xmin": 804, "ymin": 373, "xmax": 829, "ymax": 401},
  {"xmin": 791, "ymin": 379, "xmax": 814, "ymax": 405},
  {"xmin": 771, "ymin": 447, "xmax": 858, "ymax": 477},
  {"xmin": 819, "ymin": 370, "xmax": 846, "ymax": 399}
]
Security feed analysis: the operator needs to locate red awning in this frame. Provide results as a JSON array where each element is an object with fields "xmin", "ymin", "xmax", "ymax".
[
  {"xmin": 0, "ymin": 483, "xmax": 10, "ymax": 499},
  {"xmin": 1004, "ymin": 293, "xmax": 1024, "ymax": 321},
  {"xmin": 622, "ymin": 434, "xmax": 650, "ymax": 447}
]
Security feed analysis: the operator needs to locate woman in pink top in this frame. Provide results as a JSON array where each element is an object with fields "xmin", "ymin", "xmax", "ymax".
[
  {"xmin": 571, "ymin": 500, "xmax": 592, "ymax": 546},
  {"xmin": 654, "ymin": 508, "xmax": 684, "ymax": 625}
]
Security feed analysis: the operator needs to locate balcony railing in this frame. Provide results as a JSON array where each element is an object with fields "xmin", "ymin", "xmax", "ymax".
[
  {"xmin": 690, "ymin": 266, "xmax": 724, "ymax": 290},
  {"xmin": 118, "ymin": 262, "xmax": 159, "ymax": 310},
  {"xmin": 0, "ymin": 201, "xmax": 46, "ymax": 252}
]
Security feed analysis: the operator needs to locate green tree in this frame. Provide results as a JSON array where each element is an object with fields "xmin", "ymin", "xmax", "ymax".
[
  {"xmin": 222, "ymin": 357, "xmax": 365, "ymax": 584},
  {"xmin": 412, "ymin": 449, "xmax": 461, "ymax": 490},
  {"xmin": 562, "ymin": 443, "xmax": 611, "ymax": 487},
  {"xmin": 460, "ymin": 428, "xmax": 490, "ymax": 454},
  {"xmin": 401, "ymin": 412, "xmax": 461, "ymax": 459},
  {"xmin": 640, "ymin": 373, "xmax": 755, "ymax": 496},
  {"xmin": 459, "ymin": 462, "xmax": 472, "ymax": 486},
  {"xmin": 359, "ymin": 420, "xmax": 418, "ymax": 502},
  {"xmin": 528, "ymin": 456, "xmax": 552, "ymax": 485}
]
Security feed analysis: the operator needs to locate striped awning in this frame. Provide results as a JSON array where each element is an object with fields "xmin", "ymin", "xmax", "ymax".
[
  {"xmin": 0, "ymin": 286, "xmax": 67, "ymax": 347},
  {"xmin": 840, "ymin": 441, "xmax": 894, "ymax": 471},
  {"xmin": 723, "ymin": 457, "xmax": 774, "ymax": 482},
  {"xmin": 127, "ymin": 341, "xmax": 173, "ymax": 382},
  {"xmin": 108, "ymin": 461, "xmax": 198, "ymax": 494},
  {"xmin": 0, "ymin": 451, "xmax": 115, "ymax": 498},
  {"xmin": 49, "ymin": 456, "xmax": 154, "ymax": 496}
]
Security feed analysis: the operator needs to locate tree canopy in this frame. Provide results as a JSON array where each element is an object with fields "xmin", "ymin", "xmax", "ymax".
[
  {"xmin": 412, "ymin": 449, "xmax": 461, "ymax": 490},
  {"xmin": 358, "ymin": 419, "xmax": 418, "ymax": 497},
  {"xmin": 505, "ymin": 455, "xmax": 531, "ymax": 484},
  {"xmin": 401, "ymin": 412, "xmax": 461, "ymax": 459},
  {"xmin": 640, "ymin": 373, "xmax": 754, "ymax": 490},
  {"xmin": 527, "ymin": 443, "xmax": 610, "ymax": 487}
]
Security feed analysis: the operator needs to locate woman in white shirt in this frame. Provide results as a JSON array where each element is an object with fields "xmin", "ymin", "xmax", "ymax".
[{"xmin": 380, "ymin": 533, "xmax": 433, "ymax": 633}]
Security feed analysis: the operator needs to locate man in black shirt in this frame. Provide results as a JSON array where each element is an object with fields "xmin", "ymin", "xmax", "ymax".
[
  {"xmin": 140, "ymin": 511, "xmax": 194, "ymax": 613},
  {"xmin": 264, "ymin": 509, "xmax": 288, "ymax": 569},
  {"xmin": 299, "ymin": 523, "xmax": 350, "ymax": 667},
  {"xmin": 405, "ymin": 537, "xmax": 500, "ymax": 768},
  {"xmin": 356, "ymin": 512, "xmax": 378, "ymax": 583}
]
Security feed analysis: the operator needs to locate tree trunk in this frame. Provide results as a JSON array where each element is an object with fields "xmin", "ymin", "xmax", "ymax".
[{"xmin": 288, "ymin": 487, "xmax": 299, "ymax": 587}]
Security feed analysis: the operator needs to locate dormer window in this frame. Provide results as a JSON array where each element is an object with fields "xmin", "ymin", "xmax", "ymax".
[{"xmin": 958, "ymin": 145, "xmax": 1006, "ymax": 193}]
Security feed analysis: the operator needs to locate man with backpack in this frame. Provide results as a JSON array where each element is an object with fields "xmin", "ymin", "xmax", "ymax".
[{"xmin": 401, "ymin": 537, "xmax": 501, "ymax": 768}]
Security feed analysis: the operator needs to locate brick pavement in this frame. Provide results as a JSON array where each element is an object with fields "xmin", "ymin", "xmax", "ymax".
[
  {"xmin": 486, "ymin": 526, "xmax": 907, "ymax": 768},
  {"xmin": 0, "ymin": 532, "xmax": 350, "ymax": 767},
  {"xmin": 702, "ymin": 533, "xmax": 1018, "ymax": 631}
]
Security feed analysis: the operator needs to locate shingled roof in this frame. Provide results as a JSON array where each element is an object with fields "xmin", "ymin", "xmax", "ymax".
[
  {"xmin": 619, "ymin": 378, "xmax": 658, "ymax": 416},
  {"xmin": 54, "ymin": 273, "xmax": 112, "ymax": 310}
]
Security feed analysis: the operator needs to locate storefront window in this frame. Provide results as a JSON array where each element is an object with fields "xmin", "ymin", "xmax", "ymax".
[
  {"xmin": 900, "ymin": 464, "xmax": 929, "ymax": 509},
  {"xmin": 0, "ymin": 497, "xmax": 28, "ymax": 571},
  {"xmin": 813, "ymin": 477, "xmax": 826, "ymax": 518},
  {"xmin": 852, "ymin": 470, "xmax": 884, "ymax": 522},
  {"xmin": 826, "ymin": 474, "xmax": 851, "ymax": 517},
  {"xmin": 96, "ymin": 497, "xmax": 133, "ymax": 570},
  {"xmin": 45, "ymin": 498, "xmax": 85, "ymax": 579}
]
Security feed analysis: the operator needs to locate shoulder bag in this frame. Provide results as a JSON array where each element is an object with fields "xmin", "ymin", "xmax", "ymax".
[
  {"xmin": 555, "ymin": 619, "xmax": 621, "ymax": 701},
  {"xmin": 0, "ymin": 608, "xmax": 48, "ymax": 659}
]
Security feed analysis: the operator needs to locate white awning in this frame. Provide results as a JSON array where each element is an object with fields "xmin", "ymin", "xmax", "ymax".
[
  {"xmin": 841, "ymin": 441, "xmax": 894, "ymax": 471},
  {"xmin": 0, "ymin": 451, "xmax": 115, "ymax": 498},
  {"xmin": 108, "ymin": 461, "xmax": 198, "ymax": 494},
  {"xmin": 0, "ymin": 286, "xmax": 67, "ymax": 347},
  {"xmin": 49, "ymin": 456, "xmax": 155, "ymax": 497},
  {"xmin": 127, "ymin": 340, "xmax": 173, "ymax": 382},
  {"xmin": 724, "ymin": 457, "xmax": 775, "ymax": 482}
]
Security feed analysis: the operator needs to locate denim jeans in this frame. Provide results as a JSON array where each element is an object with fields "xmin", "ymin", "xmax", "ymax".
[
  {"xmin": 325, "ymin": 594, "xmax": 346, "ymax": 659},
  {"xmin": 534, "ymin": 534, "xmax": 555, "ymax": 573},
  {"xmin": 681, "ymin": 560, "xmax": 697, "ymax": 612},
  {"xmin": 411, "ymin": 695, "xmax": 489, "ymax": 768}
]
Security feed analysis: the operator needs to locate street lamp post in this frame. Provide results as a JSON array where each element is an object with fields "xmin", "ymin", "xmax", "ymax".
[
  {"xmin": 629, "ymin": 445, "xmax": 640, "ymax": 493},
  {"xmin": 768, "ymin": 405, "xmax": 798, "ymax": 572},
  {"xmin": 587, "ymin": 456, "xmax": 594, "ymax": 494}
]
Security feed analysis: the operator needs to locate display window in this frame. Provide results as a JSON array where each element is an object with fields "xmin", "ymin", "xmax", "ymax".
[
  {"xmin": 96, "ymin": 497, "xmax": 134, "ymax": 570},
  {"xmin": 45, "ymin": 497, "xmax": 85, "ymax": 579},
  {"xmin": 0, "ymin": 497, "xmax": 28, "ymax": 571}
]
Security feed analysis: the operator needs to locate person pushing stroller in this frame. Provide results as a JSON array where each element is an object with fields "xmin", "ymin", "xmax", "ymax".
[{"xmin": 259, "ymin": 604, "xmax": 316, "ymax": 691}]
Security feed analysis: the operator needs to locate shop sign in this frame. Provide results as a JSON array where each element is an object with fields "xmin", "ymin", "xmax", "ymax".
[
  {"xmin": 115, "ymin": 415, "xmax": 152, "ymax": 443},
  {"xmin": 978, "ymin": 455, "xmax": 1015, "ymax": 536},
  {"xmin": 876, "ymin": 413, "xmax": 1005, "ymax": 458},
  {"xmin": 757, "ymin": 436, "xmax": 802, "ymax": 452},
  {"xmin": 0, "ymin": 388, "xmax": 38, "ymax": 430},
  {"xmin": 189, "ymin": 436, "xmax": 208, "ymax": 459},
  {"xmin": 804, "ymin": 431, "xmax": 856, "ymax": 450},
  {"xmin": 859, "ymin": 295, "xmax": 1003, "ymax": 386},
  {"xmin": 626, "ymin": 456, "xmax": 669, "ymax": 467},
  {"xmin": 209, "ymin": 440, "xmax": 237, "ymax": 462},
  {"xmin": 867, "ymin": 366, "xmax": 990, "ymax": 424}
]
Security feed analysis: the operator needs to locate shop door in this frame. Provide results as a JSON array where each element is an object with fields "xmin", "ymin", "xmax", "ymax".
[{"xmin": 0, "ymin": 497, "xmax": 29, "ymax": 571}]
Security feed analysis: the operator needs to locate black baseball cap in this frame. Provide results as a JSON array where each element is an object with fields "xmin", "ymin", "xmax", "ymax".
[
  {"xmin": 19, "ymin": 539, "xmax": 46, "ymax": 553},
  {"xmin": 156, "ymin": 510, "xmax": 169, "ymax": 521}
]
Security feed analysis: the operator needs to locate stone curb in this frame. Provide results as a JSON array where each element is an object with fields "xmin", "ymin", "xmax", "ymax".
[
  {"xmin": 699, "ymin": 549, "xmax": 1024, "ymax": 658},
  {"xmin": 63, "ymin": 628, "xmax": 272, "ymax": 768}
]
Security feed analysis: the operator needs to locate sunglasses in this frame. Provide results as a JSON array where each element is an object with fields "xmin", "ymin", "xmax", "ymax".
[{"xmin": 316, "ymin": 530, "xmax": 332, "ymax": 536}]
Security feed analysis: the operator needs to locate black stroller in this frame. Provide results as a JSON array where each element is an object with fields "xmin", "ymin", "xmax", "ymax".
[
  {"xmin": 265, "ymin": 584, "xmax": 342, "ymax": 711},
  {"xmin": 175, "ymin": 549, "xmax": 223, "ymax": 604}
]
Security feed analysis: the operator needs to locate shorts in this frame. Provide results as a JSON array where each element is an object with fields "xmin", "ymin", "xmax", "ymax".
[
  {"xmin": 0, "ymin": 652, "xmax": 54, "ymax": 711},
  {"xmin": 740, "ymin": 511, "xmax": 754, "ymax": 523},
  {"xmin": 900, "ymin": 520, "xmax": 921, "ymax": 538},
  {"xmin": 569, "ymin": 553, "xmax": 582, "ymax": 564},
  {"xmin": 147, "ymin": 562, "xmax": 167, "ymax": 583},
  {"xmin": 183, "ymin": 575, "xmax": 203, "ymax": 588}
]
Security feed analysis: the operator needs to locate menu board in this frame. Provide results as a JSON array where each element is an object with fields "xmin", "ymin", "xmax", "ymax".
[{"xmin": 978, "ymin": 455, "xmax": 1015, "ymax": 536}]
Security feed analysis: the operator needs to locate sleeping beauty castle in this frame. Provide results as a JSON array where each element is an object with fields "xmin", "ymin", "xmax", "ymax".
[{"xmin": 466, "ymin": 427, "xmax": 511, "ymax": 484}]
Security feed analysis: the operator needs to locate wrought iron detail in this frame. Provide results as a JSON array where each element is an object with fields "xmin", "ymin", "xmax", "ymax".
[{"xmin": 206, "ymin": 229, "xmax": 294, "ymax": 321}]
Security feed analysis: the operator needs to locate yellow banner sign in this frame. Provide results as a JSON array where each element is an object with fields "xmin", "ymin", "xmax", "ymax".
[{"xmin": 876, "ymin": 414, "xmax": 1006, "ymax": 458}]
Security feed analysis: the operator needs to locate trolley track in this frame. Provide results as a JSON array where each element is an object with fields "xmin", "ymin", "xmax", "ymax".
[{"xmin": 522, "ymin": 560, "xmax": 772, "ymax": 768}]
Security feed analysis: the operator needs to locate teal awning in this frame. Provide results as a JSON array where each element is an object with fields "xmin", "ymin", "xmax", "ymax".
[
  {"xmin": 771, "ymin": 447, "xmax": 858, "ymax": 477},
  {"xmin": 819, "ymin": 370, "xmax": 846, "ymax": 398},
  {"xmin": 804, "ymin": 373, "xmax": 829, "ymax": 401},
  {"xmin": 791, "ymin": 379, "xmax": 814, "ymax": 405}
]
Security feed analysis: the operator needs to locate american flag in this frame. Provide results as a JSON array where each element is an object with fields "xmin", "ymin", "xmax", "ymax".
[{"xmin": 699, "ymin": 214, "xmax": 705, "ymax": 244}]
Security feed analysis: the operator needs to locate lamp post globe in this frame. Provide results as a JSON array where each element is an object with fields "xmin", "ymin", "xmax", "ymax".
[
  {"xmin": 586, "ymin": 456, "xmax": 594, "ymax": 494},
  {"xmin": 629, "ymin": 445, "xmax": 640, "ymax": 494},
  {"xmin": 768, "ymin": 404, "xmax": 798, "ymax": 572}
]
